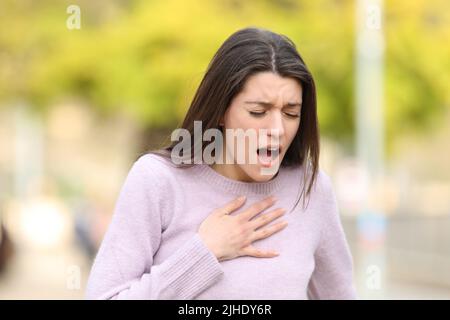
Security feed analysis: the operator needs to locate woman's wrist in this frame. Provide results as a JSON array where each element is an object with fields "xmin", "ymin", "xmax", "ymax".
[{"xmin": 197, "ymin": 232, "xmax": 224, "ymax": 261}]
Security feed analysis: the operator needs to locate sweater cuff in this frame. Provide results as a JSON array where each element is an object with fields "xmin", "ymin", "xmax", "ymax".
[{"xmin": 157, "ymin": 233, "xmax": 224, "ymax": 299}]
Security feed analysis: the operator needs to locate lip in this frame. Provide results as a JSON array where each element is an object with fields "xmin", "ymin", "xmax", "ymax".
[
  {"xmin": 256, "ymin": 145, "xmax": 283, "ymax": 154},
  {"xmin": 256, "ymin": 145, "xmax": 282, "ymax": 168},
  {"xmin": 257, "ymin": 153, "xmax": 280, "ymax": 168}
]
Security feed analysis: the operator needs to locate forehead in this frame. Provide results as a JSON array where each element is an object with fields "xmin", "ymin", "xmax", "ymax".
[{"xmin": 238, "ymin": 71, "xmax": 302, "ymax": 101}]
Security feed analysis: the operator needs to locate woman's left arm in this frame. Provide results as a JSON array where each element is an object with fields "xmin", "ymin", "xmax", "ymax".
[{"xmin": 307, "ymin": 172, "xmax": 358, "ymax": 300}]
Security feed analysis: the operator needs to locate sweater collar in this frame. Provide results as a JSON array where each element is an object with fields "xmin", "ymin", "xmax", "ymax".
[{"xmin": 192, "ymin": 163, "xmax": 287, "ymax": 196}]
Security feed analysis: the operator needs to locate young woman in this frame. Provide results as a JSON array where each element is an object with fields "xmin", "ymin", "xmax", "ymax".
[{"xmin": 85, "ymin": 27, "xmax": 357, "ymax": 300}]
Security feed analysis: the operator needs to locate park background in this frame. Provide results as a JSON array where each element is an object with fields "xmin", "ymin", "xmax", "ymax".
[{"xmin": 0, "ymin": 0, "xmax": 449, "ymax": 299}]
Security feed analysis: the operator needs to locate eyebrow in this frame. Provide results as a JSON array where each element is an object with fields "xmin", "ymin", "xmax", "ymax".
[{"xmin": 244, "ymin": 100, "xmax": 302, "ymax": 108}]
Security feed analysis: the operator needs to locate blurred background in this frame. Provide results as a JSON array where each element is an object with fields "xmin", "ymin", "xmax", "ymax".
[{"xmin": 0, "ymin": 0, "xmax": 449, "ymax": 299}]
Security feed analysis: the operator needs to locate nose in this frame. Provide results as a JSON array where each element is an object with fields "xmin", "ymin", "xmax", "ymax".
[{"xmin": 267, "ymin": 110, "xmax": 285, "ymax": 141}]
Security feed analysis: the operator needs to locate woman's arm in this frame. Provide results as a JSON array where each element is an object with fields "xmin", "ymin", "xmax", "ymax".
[
  {"xmin": 85, "ymin": 156, "xmax": 224, "ymax": 299},
  {"xmin": 307, "ymin": 171, "xmax": 357, "ymax": 300}
]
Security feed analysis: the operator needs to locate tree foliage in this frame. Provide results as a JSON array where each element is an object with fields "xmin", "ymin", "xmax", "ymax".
[{"xmin": 0, "ymin": 0, "xmax": 448, "ymax": 148}]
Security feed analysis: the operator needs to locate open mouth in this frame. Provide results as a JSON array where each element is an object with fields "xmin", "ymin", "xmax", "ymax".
[{"xmin": 256, "ymin": 146, "xmax": 281, "ymax": 167}]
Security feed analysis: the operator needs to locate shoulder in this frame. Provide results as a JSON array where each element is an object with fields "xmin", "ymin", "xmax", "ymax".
[
  {"xmin": 315, "ymin": 168, "xmax": 334, "ymax": 194},
  {"xmin": 312, "ymin": 169, "xmax": 341, "ymax": 225},
  {"xmin": 132, "ymin": 152, "xmax": 177, "ymax": 178},
  {"xmin": 282, "ymin": 164, "xmax": 334, "ymax": 196},
  {"xmin": 125, "ymin": 152, "xmax": 180, "ymax": 192},
  {"xmin": 306, "ymin": 167, "xmax": 336, "ymax": 208}
]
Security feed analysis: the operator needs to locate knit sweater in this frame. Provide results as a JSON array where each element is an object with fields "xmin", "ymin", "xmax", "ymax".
[{"xmin": 85, "ymin": 153, "xmax": 357, "ymax": 300}]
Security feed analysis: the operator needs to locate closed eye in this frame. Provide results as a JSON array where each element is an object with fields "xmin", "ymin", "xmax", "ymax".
[
  {"xmin": 249, "ymin": 111, "xmax": 300, "ymax": 118},
  {"xmin": 284, "ymin": 112, "xmax": 300, "ymax": 118},
  {"xmin": 249, "ymin": 111, "xmax": 266, "ymax": 117}
]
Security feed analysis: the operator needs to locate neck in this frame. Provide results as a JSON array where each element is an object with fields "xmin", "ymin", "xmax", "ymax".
[{"xmin": 210, "ymin": 163, "xmax": 254, "ymax": 182}]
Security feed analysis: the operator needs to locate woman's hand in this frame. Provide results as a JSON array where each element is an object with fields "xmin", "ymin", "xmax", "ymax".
[{"xmin": 198, "ymin": 196, "xmax": 288, "ymax": 262}]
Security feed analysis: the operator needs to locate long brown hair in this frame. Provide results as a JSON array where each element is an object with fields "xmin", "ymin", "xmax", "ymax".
[{"xmin": 144, "ymin": 27, "xmax": 320, "ymax": 210}]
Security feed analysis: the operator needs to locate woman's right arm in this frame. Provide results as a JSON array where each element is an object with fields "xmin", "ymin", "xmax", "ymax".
[{"xmin": 85, "ymin": 156, "xmax": 224, "ymax": 300}]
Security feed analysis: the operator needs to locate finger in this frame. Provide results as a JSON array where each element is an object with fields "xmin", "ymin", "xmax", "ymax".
[
  {"xmin": 215, "ymin": 196, "xmax": 247, "ymax": 216},
  {"xmin": 240, "ymin": 245, "xmax": 279, "ymax": 258},
  {"xmin": 250, "ymin": 220, "xmax": 288, "ymax": 242},
  {"xmin": 240, "ymin": 196, "xmax": 277, "ymax": 221},
  {"xmin": 249, "ymin": 208, "xmax": 286, "ymax": 230}
]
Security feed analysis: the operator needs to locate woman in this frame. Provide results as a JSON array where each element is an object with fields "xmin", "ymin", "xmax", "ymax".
[{"xmin": 85, "ymin": 27, "xmax": 357, "ymax": 300}]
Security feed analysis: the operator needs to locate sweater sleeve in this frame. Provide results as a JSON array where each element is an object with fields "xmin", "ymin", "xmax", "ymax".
[
  {"xmin": 307, "ymin": 171, "xmax": 358, "ymax": 300},
  {"xmin": 85, "ymin": 155, "xmax": 224, "ymax": 300}
]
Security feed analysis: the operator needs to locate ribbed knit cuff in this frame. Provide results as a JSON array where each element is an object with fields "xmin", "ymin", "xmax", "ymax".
[{"xmin": 157, "ymin": 233, "xmax": 224, "ymax": 299}]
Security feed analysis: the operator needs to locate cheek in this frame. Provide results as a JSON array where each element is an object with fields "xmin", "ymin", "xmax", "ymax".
[
  {"xmin": 224, "ymin": 105, "xmax": 242, "ymax": 127},
  {"xmin": 285, "ymin": 120, "xmax": 300, "ymax": 145},
  {"xmin": 225, "ymin": 108, "xmax": 259, "ymax": 130}
]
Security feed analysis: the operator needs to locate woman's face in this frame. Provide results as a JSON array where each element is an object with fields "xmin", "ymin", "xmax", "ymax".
[{"xmin": 214, "ymin": 71, "xmax": 302, "ymax": 182}]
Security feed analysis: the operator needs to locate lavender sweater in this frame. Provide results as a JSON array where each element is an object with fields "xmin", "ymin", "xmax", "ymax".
[{"xmin": 85, "ymin": 153, "xmax": 357, "ymax": 299}]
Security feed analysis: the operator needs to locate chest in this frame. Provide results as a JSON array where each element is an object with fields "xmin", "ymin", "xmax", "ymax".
[{"xmin": 158, "ymin": 200, "xmax": 321, "ymax": 299}]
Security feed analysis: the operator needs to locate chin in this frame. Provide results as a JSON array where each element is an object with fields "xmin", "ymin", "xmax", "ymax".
[{"xmin": 244, "ymin": 163, "xmax": 281, "ymax": 182}]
